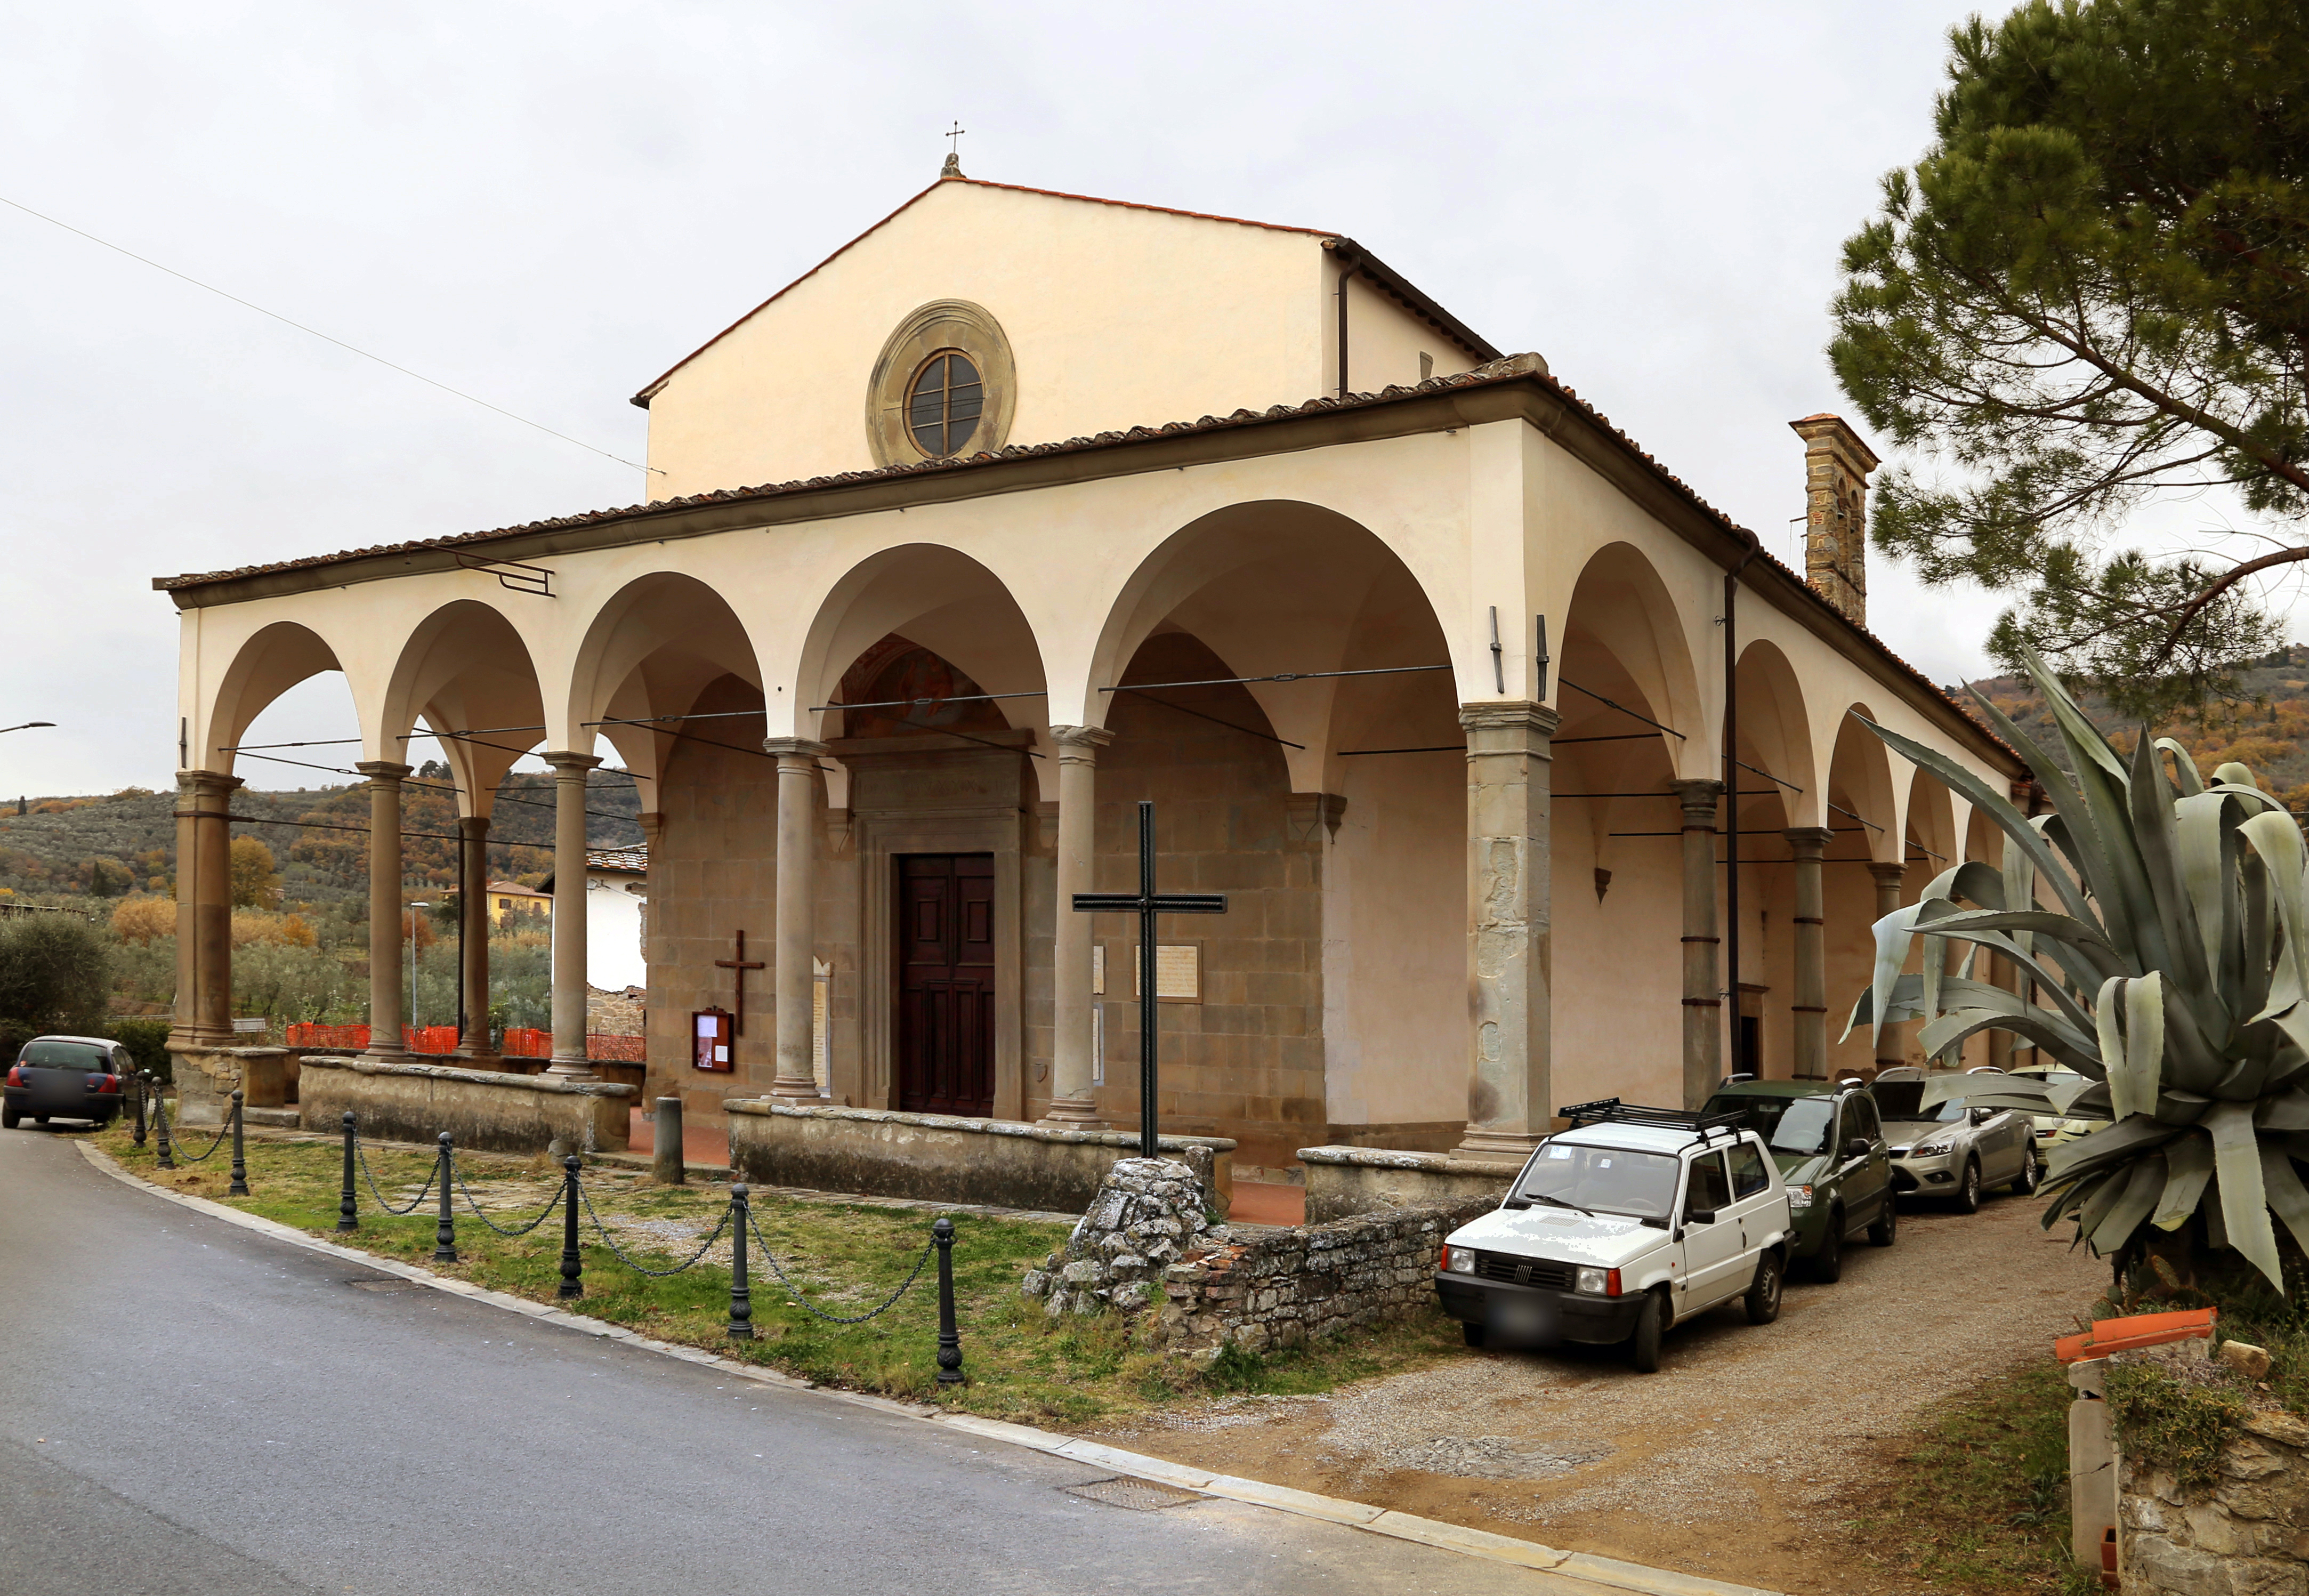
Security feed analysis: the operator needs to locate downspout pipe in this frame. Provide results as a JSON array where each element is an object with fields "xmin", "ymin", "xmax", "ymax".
[
  {"xmin": 1336, "ymin": 259, "xmax": 1351, "ymax": 398},
  {"xmin": 1722, "ymin": 529, "xmax": 1764, "ymax": 1074}
]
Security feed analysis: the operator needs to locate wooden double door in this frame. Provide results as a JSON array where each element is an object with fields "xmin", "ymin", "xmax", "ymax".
[{"xmin": 896, "ymin": 853, "xmax": 995, "ymax": 1116}]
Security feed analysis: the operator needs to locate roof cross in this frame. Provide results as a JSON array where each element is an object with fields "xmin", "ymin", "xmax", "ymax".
[{"xmin": 945, "ymin": 120, "xmax": 966, "ymax": 155}]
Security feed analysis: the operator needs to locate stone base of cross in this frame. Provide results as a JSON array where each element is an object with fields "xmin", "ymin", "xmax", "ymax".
[{"xmin": 1070, "ymin": 800, "xmax": 1227, "ymax": 1158}]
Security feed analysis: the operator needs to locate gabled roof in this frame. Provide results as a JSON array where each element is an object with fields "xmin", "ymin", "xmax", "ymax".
[
  {"xmin": 628, "ymin": 172, "xmax": 1496, "ymax": 407},
  {"xmin": 586, "ymin": 845, "xmax": 647, "ymax": 876}
]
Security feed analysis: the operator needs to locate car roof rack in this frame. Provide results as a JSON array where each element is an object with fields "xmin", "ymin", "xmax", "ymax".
[{"xmin": 1557, "ymin": 1097, "xmax": 1746, "ymax": 1141}]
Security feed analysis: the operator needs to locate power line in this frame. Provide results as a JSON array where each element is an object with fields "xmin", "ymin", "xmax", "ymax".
[{"xmin": 0, "ymin": 192, "xmax": 659, "ymax": 478}]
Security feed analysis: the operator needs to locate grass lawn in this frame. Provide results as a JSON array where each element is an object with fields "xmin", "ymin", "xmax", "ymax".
[
  {"xmin": 90, "ymin": 1121, "xmax": 1460, "ymax": 1426},
  {"xmin": 1828, "ymin": 1356, "xmax": 2097, "ymax": 1596}
]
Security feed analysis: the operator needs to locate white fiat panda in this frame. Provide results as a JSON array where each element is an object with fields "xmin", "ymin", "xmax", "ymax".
[{"xmin": 1434, "ymin": 1099, "xmax": 1794, "ymax": 1372}]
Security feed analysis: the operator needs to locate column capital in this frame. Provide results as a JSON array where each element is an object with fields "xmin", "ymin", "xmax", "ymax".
[
  {"xmin": 457, "ymin": 813, "xmax": 491, "ymax": 837},
  {"xmin": 1867, "ymin": 860, "xmax": 1908, "ymax": 886},
  {"xmin": 1783, "ymin": 825, "xmax": 1835, "ymax": 857},
  {"xmin": 1048, "ymin": 724, "xmax": 1116, "ymax": 753},
  {"xmin": 542, "ymin": 751, "xmax": 602, "ymax": 773},
  {"xmin": 1457, "ymin": 700, "xmax": 1561, "ymax": 738},
  {"xmin": 352, "ymin": 760, "xmax": 412, "ymax": 781},
  {"xmin": 1669, "ymin": 777, "xmax": 1722, "ymax": 823},
  {"xmin": 762, "ymin": 737, "xmax": 830, "ymax": 762},
  {"xmin": 175, "ymin": 769, "xmax": 246, "ymax": 800}
]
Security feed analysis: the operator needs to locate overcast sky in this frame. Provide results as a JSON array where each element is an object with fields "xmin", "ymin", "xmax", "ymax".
[{"xmin": 4, "ymin": 0, "xmax": 2080, "ymax": 797}]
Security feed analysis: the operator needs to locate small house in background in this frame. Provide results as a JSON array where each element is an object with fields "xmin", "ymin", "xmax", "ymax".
[
  {"xmin": 539, "ymin": 847, "xmax": 649, "ymax": 994},
  {"xmin": 485, "ymin": 880, "xmax": 552, "ymax": 925}
]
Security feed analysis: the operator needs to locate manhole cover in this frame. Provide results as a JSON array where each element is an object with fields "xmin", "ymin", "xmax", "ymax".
[
  {"xmin": 1063, "ymin": 1477, "xmax": 1201, "ymax": 1512},
  {"xmin": 347, "ymin": 1278, "xmax": 421, "ymax": 1293}
]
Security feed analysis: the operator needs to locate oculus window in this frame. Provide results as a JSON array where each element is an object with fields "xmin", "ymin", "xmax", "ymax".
[{"xmin": 907, "ymin": 352, "xmax": 984, "ymax": 458}]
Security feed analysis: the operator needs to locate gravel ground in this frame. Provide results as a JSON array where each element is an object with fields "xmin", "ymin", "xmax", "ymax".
[{"xmin": 1087, "ymin": 1187, "xmax": 2108, "ymax": 1593}]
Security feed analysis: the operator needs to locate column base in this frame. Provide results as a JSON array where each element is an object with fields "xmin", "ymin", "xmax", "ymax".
[
  {"xmin": 1037, "ymin": 1097, "xmax": 1109, "ymax": 1131},
  {"xmin": 1452, "ymin": 1127, "xmax": 1546, "ymax": 1162},
  {"xmin": 360, "ymin": 1044, "xmax": 411, "ymax": 1064},
  {"xmin": 543, "ymin": 1058, "xmax": 598, "ymax": 1081},
  {"xmin": 454, "ymin": 1050, "xmax": 507, "ymax": 1073},
  {"xmin": 768, "ymin": 1079, "xmax": 822, "ymax": 1102}
]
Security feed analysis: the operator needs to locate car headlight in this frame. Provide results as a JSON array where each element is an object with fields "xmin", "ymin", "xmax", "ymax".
[
  {"xmin": 1913, "ymin": 1136, "xmax": 1955, "ymax": 1156},
  {"xmin": 1786, "ymin": 1184, "xmax": 1812, "ymax": 1210},
  {"xmin": 1575, "ymin": 1267, "xmax": 1621, "ymax": 1296},
  {"xmin": 1442, "ymin": 1246, "xmax": 1477, "ymax": 1275}
]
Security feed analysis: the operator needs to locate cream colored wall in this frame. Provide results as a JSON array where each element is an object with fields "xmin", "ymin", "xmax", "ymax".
[{"xmin": 1336, "ymin": 270, "xmax": 1479, "ymax": 394}]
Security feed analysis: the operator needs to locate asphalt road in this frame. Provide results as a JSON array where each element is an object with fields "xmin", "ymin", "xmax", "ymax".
[{"xmin": 0, "ymin": 1126, "xmax": 1563, "ymax": 1596}]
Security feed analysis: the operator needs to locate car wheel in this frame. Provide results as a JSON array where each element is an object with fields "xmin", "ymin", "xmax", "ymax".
[
  {"xmin": 1746, "ymin": 1252, "xmax": 1784, "ymax": 1325},
  {"xmin": 1812, "ymin": 1213, "xmax": 1844, "ymax": 1282},
  {"xmin": 0, "ymin": 1107, "xmax": 16, "ymax": 1130},
  {"xmin": 1629, "ymin": 1292, "xmax": 1665, "ymax": 1373},
  {"xmin": 2011, "ymin": 1143, "xmax": 2040, "ymax": 1195},
  {"xmin": 1867, "ymin": 1194, "xmax": 1898, "ymax": 1247},
  {"xmin": 1956, "ymin": 1158, "xmax": 1982, "ymax": 1214},
  {"xmin": 1462, "ymin": 1322, "xmax": 1487, "ymax": 1349}
]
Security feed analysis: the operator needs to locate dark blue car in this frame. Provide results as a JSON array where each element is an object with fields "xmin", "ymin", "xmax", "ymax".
[{"xmin": 2, "ymin": 1035, "xmax": 131, "ymax": 1129}]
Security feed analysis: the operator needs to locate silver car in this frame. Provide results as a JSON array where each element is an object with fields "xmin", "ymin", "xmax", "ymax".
[{"xmin": 1871, "ymin": 1068, "xmax": 2047, "ymax": 1213}]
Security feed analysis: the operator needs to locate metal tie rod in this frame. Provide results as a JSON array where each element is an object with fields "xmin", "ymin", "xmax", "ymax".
[{"xmin": 1098, "ymin": 663, "xmax": 1452, "ymax": 694}]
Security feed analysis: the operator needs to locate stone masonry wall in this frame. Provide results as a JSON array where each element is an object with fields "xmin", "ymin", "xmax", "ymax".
[{"xmin": 2118, "ymin": 1341, "xmax": 2309, "ymax": 1595}]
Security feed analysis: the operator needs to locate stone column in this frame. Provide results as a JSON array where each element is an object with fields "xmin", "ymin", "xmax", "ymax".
[
  {"xmin": 1869, "ymin": 861, "xmax": 1908, "ymax": 1074},
  {"xmin": 1786, "ymin": 826, "xmax": 1833, "ymax": 1080},
  {"xmin": 544, "ymin": 751, "xmax": 601, "ymax": 1079},
  {"xmin": 1454, "ymin": 702, "xmax": 1559, "ymax": 1159},
  {"xmin": 355, "ymin": 761, "xmax": 413, "ymax": 1059},
  {"xmin": 765, "ymin": 738, "xmax": 830, "ymax": 1101},
  {"xmin": 1670, "ymin": 779, "xmax": 1724, "ymax": 1108},
  {"xmin": 171, "ymin": 769, "xmax": 244, "ymax": 1050},
  {"xmin": 1042, "ymin": 726, "xmax": 1114, "ymax": 1127},
  {"xmin": 454, "ymin": 814, "xmax": 498, "ymax": 1066}
]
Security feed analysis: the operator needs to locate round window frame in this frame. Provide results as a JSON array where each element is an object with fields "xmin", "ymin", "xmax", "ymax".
[{"xmin": 865, "ymin": 300, "xmax": 1016, "ymax": 466}]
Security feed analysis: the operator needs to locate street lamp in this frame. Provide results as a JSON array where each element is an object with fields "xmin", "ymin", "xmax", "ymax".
[
  {"xmin": 407, "ymin": 901, "xmax": 431, "ymax": 1047},
  {"xmin": 0, "ymin": 722, "xmax": 56, "ymax": 734}
]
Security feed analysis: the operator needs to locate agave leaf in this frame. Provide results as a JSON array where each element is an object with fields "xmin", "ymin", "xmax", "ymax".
[
  {"xmin": 2259, "ymin": 1090, "xmax": 2309, "ymax": 1131},
  {"xmin": 2096, "ymin": 977, "xmax": 2132, "ymax": 1115},
  {"xmin": 1965, "ymin": 694, "xmax": 2134, "ymax": 951},
  {"xmin": 2087, "ymin": 1154, "xmax": 2167, "ymax": 1256},
  {"xmin": 2261, "ymin": 1146, "xmax": 2309, "ymax": 1261},
  {"xmin": 2176, "ymin": 793, "xmax": 2235, "ymax": 995},
  {"xmin": 2240, "ymin": 810, "xmax": 2309, "ymax": 1020},
  {"xmin": 1858, "ymin": 716, "xmax": 2097, "ymax": 926},
  {"xmin": 2130, "ymin": 729, "xmax": 2216, "ymax": 1017},
  {"xmin": 2214, "ymin": 763, "xmax": 2258, "ymax": 787},
  {"xmin": 2068, "ymin": 1080, "xmax": 2113, "ymax": 1117},
  {"xmin": 2048, "ymin": 1115, "xmax": 2184, "ymax": 1187},
  {"xmin": 2044, "ymin": 1169, "xmax": 2110, "ymax": 1229},
  {"xmin": 2154, "ymin": 739, "xmax": 2207, "ymax": 797},
  {"xmin": 2205, "ymin": 1099, "xmax": 2283, "ymax": 1287},
  {"xmin": 2077, "ymin": 1164, "xmax": 2133, "ymax": 1238},
  {"xmin": 2019, "ymin": 643, "xmax": 2127, "ymax": 779},
  {"xmin": 2104, "ymin": 972, "xmax": 2165, "ymax": 1122},
  {"xmin": 2153, "ymin": 1131, "xmax": 2214, "ymax": 1230}
]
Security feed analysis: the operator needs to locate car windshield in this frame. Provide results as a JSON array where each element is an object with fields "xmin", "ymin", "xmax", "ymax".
[
  {"xmin": 1873, "ymin": 1081, "xmax": 1968, "ymax": 1124},
  {"xmin": 1703, "ymin": 1093, "xmax": 1834, "ymax": 1156},
  {"xmin": 1517, "ymin": 1141, "xmax": 1680, "ymax": 1219},
  {"xmin": 20, "ymin": 1040, "xmax": 110, "ymax": 1069}
]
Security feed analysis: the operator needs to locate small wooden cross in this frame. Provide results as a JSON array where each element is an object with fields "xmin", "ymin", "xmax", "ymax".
[
  {"xmin": 714, "ymin": 929, "xmax": 767, "ymax": 1036},
  {"xmin": 1072, "ymin": 800, "xmax": 1227, "ymax": 1158}
]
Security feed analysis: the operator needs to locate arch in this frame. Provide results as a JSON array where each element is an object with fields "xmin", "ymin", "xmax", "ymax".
[
  {"xmin": 1563, "ymin": 542, "xmax": 1709, "ymax": 780},
  {"xmin": 784, "ymin": 543, "xmax": 1049, "ymax": 751},
  {"xmin": 201, "ymin": 621, "xmax": 346, "ymax": 776},
  {"xmin": 380, "ymin": 600, "xmax": 548, "ymax": 817},
  {"xmin": 1825, "ymin": 705, "xmax": 1903, "ymax": 865},
  {"xmin": 1081, "ymin": 501, "xmax": 1459, "ymax": 793},
  {"xmin": 1732, "ymin": 640, "xmax": 1818, "ymax": 827},
  {"xmin": 563, "ymin": 571, "xmax": 767, "ymax": 782}
]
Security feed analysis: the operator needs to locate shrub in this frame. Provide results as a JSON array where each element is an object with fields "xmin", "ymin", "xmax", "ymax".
[
  {"xmin": 109, "ymin": 1017, "xmax": 172, "ymax": 1083},
  {"xmin": 0, "ymin": 914, "xmax": 111, "ymax": 1058},
  {"xmin": 110, "ymin": 896, "xmax": 175, "ymax": 945}
]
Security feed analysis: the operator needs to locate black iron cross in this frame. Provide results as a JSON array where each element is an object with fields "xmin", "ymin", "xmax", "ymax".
[
  {"xmin": 945, "ymin": 120, "xmax": 966, "ymax": 155},
  {"xmin": 714, "ymin": 930, "xmax": 766, "ymax": 1036},
  {"xmin": 1071, "ymin": 800, "xmax": 1227, "ymax": 1158}
]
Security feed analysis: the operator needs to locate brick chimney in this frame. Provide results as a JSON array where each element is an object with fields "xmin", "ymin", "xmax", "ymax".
[{"xmin": 1789, "ymin": 414, "xmax": 1880, "ymax": 629}]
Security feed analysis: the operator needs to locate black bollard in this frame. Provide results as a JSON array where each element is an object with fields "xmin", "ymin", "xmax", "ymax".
[
  {"xmin": 433, "ymin": 1133, "xmax": 457, "ymax": 1263},
  {"xmin": 337, "ymin": 1112, "xmax": 358, "ymax": 1232},
  {"xmin": 154, "ymin": 1082, "xmax": 174, "ymax": 1171},
  {"xmin": 934, "ymin": 1216, "xmax": 963, "ymax": 1386},
  {"xmin": 227, "ymin": 1090, "xmax": 249, "ymax": 1196},
  {"xmin": 131, "ymin": 1070, "xmax": 148, "ymax": 1147},
  {"xmin": 728, "ymin": 1184, "xmax": 753, "ymax": 1340},
  {"xmin": 558, "ymin": 1156, "xmax": 583, "ymax": 1300}
]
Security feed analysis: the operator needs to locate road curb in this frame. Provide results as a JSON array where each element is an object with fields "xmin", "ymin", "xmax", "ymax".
[{"xmin": 76, "ymin": 1140, "xmax": 1782, "ymax": 1596}]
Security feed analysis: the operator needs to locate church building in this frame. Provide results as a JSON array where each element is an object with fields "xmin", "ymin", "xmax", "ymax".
[{"xmin": 157, "ymin": 158, "xmax": 2024, "ymax": 1179}]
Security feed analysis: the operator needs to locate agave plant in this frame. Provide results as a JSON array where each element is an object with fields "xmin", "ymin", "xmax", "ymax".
[{"xmin": 1845, "ymin": 649, "xmax": 2309, "ymax": 1291}]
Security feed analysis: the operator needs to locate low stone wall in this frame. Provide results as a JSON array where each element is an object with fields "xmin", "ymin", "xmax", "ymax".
[
  {"xmin": 296, "ymin": 1055, "xmax": 632, "ymax": 1155},
  {"xmin": 1297, "ymin": 1144, "xmax": 1521, "ymax": 1223},
  {"xmin": 724, "ymin": 1100, "xmax": 1234, "ymax": 1216},
  {"xmin": 165, "ymin": 1045, "xmax": 293, "ymax": 1125},
  {"xmin": 2113, "ymin": 1338, "xmax": 2309, "ymax": 1593}
]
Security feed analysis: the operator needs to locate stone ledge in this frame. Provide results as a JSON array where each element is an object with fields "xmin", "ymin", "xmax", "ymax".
[
  {"xmin": 1296, "ymin": 1143, "xmax": 1521, "ymax": 1224},
  {"xmin": 726, "ymin": 1098, "xmax": 1232, "ymax": 1152},
  {"xmin": 302, "ymin": 1055, "xmax": 635, "ymax": 1098},
  {"xmin": 1298, "ymin": 1144, "xmax": 1524, "ymax": 1175}
]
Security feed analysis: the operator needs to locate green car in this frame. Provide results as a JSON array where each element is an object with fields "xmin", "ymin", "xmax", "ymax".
[{"xmin": 1697, "ymin": 1079, "xmax": 1896, "ymax": 1280}]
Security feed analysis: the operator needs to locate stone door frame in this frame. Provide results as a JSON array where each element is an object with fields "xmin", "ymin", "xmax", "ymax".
[{"xmin": 853, "ymin": 805, "xmax": 1025, "ymax": 1122}]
